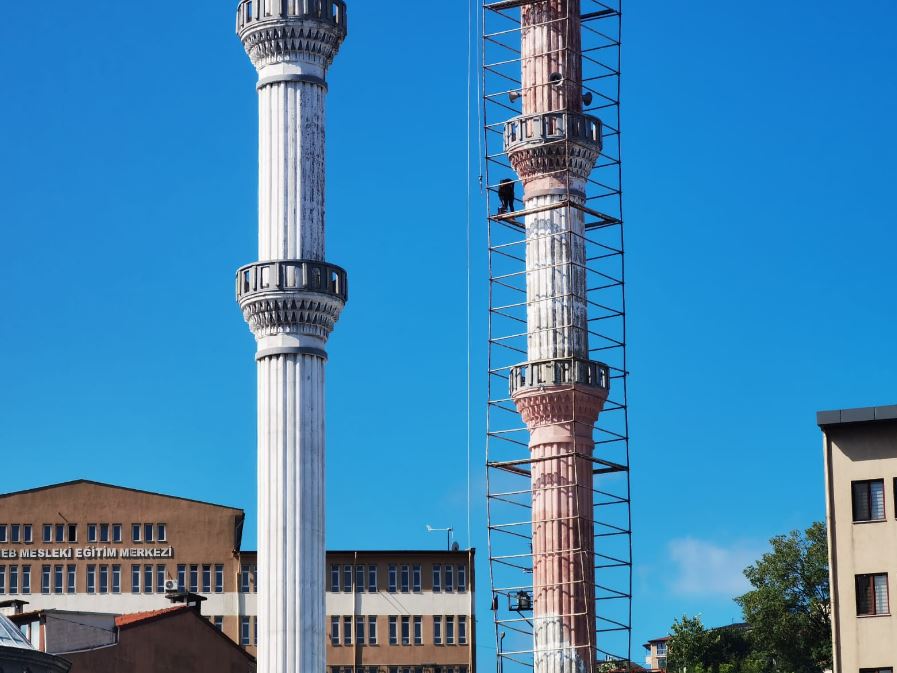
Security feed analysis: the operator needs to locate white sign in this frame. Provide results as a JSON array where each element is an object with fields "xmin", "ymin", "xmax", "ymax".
[{"xmin": 0, "ymin": 547, "xmax": 175, "ymax": 560}]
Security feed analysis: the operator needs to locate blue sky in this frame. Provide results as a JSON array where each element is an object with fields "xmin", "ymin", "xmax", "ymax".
[{"xmin": 1, "ymin": 0, "xmax": 896, "ymax": 664}]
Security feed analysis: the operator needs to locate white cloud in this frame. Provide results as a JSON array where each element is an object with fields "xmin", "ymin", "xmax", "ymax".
[{"xmin": 666, "ymin": 538, "xmax": 761, "ymax": 598}]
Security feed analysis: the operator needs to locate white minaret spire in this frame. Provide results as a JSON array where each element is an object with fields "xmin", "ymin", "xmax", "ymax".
[{"xmin": 235, "ymin": 2, "xmax": 348, "ymax": 673}]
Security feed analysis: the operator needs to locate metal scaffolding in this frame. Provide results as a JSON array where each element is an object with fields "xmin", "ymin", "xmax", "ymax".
[{"xmin": 482, "ymin": 1, "xmax": 631, "ymax": 672}]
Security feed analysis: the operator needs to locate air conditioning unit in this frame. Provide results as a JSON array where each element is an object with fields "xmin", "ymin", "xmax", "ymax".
[{"xmin": 164, "ymin": 579, "xmax": 179, "ymax": 593}]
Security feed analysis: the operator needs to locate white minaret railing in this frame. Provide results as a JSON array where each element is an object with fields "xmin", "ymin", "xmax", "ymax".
[{"xmin": 235, "ymin": 4, "xmax": 348, "ymax": 673}]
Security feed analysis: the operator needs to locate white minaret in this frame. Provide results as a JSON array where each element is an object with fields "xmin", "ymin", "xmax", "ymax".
[{"xmin": 234, "ymin": 2, "xmax": 348, "ymax": 673}]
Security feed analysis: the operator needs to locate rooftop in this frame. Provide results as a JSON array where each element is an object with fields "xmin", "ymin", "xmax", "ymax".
[{"xmin": 817, "ymin": 404, "xmax": 897, "ymax": 428}]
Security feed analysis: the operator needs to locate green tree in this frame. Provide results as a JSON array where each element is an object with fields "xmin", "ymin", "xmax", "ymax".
[
  {"xmin": 735, "ymin": 521, "xmax": 832, "ymax": 673},
  {"xmin": 667, "ymin": 616, "xmax": 755, "ymax": 673}
]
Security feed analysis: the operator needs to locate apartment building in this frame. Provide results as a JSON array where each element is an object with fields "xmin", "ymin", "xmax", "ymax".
[{"xmin": 820, "ymin": 404, "xmax": 897, "ymax": 673}]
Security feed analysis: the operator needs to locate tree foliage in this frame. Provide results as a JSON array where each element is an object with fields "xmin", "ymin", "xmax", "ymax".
[
  {"xmin": 735, "ymin": 521, "xmax": 831, "ymax": 673},
  {"xmin": 666, "ymin": 522, "xmax": 832, "ymax": 673}
]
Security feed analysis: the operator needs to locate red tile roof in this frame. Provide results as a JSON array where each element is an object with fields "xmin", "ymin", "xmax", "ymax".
[{"xmin": 115, "ymin": 605, "xmax": 190, "ymax": 628}]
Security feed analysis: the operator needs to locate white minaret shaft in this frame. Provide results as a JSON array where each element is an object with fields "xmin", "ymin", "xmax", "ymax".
[{"xmin": 235, "ymin": 3, "xmax": 348, "ymax": 673}]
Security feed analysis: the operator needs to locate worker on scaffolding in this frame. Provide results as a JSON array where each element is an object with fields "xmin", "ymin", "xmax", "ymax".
[{"xmin": 498, "ymin": 178, "xmax": 515, "ymax": 214}]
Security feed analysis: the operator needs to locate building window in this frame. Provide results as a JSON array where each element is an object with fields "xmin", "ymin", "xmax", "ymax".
[
  {"xmin": 401, "ymin": 615, "xmax": 410, "ymax": 645},
  {"xmin": 433, "ymin": 616, "xmax": 442, "ymax": 645},
  {"xmin": 388, "ymin": 616, "xmax": 397, "ymax": 645},
  {"xmin": 23, "ymin": 525, "xmax": 32, "ymax": 544},
  {"xmin": 42, "ymin": 525, "xmax": 51, "ymax": 544},
  {"xmin": 112, "ymin": 524, "xmax": 122, "ymax": 543},
  {"xmin": 412, "ymin": 565, "xmax": 421, "ymax": 592},
  {"xmin": 100, "ymin": 523, "xmax": 110, "ymax": 543},
  {"xmin": 53, "ymin": 524, "xmax": 63, "ymax": 543},
  {"xmin": 8, "ymin": 566, "xmax": 18, "ymax": 594},
  {"xmin": 860, "ymin": 669, "xmax": 893, "ymax": 673},
  {"xmin": 87, "ymin": 565, "xmax": 96, "ymax": 594},
  {"xmin": 112, "ymin": 565, "xmax": 121, "ymax": 594},
  {"xmin": 368, "ymin": 615, "xmax": 377, "ymax": 644},
  {"xmin": 41, "ymin": 565, "xmax": 50, "ymax": 594},
  {"xmin": 0, "ymin": 566, "xmax": 5, "ymax": 593},
  {"xmin": 215, "ymin": 564, "xmax": 224, "ymax": 593},
  {"xmin": 459, "ymin": 616, "xmax": 467, "ymax": 644},
  {"xmin": 330, "ymin": 616, "xmax": 340, "ymax": 645},
  {"xmin": 154, "ymin": 565, "xmax": 165, "ymax": 593},
  {"xmin": 157, "ymin": 524, "xmax": 167, "ymax": 542},
  {"xmin": 656, "ymin": 642, "xmax": 667, "ymax": 656},
  {"xmin": 144, "ymin": 565, "xmax": 153, "ymax": 594},
  {"xmin": 144, "ymin": 524, "xmax": 154, "ymax": 543},
  {"xmin": 0, "ymin": 525, "xmax": 6, "ymax": 543},
  {"xmin": 67, "ymin": 565, "xmax": 76, "ymax": 593},
  {"xmin": 241, "ymin": 617, "xmax": 251, "ymax": 646},
  {"xmin": 445, "ymin": 565, "xmax": 454, "ymax": 592},
  {"xmin": 853, "ymin": 480, "xmax": 886, "ymax": 522},
  {"xmin": 857, "ymin": 573, "xmax": 889, "ymax": 615},
  {"xmin": 342, "ymin": 565, "xmax": 352, "ymax": 592},
  {"xmin": 132, "ymin": 565, "xmax": 141, "ymax": 593},
  {"xmin": 401, "ymin": 565, "xmax": 410, "ymax": 593},
  {"xmin": 368, "ymin": 565, "xmax": 377, "ymax": 592},
  {"xmin": 178, "ymin": 564, "xmax": 186, "ymax": 592},
  {"xmin": 343, "ymin": 616, "xmax": 351, "ymax": 645},
  {"xmin": 241, "ymin": 564, "xmax": 252, "ymax": 592},
  {"xmin": 330, "ymin": 564, "xmax": 340, "ymax": 592},
  {"xmin": 202, "ymin": 565, "xmax": 212, "ymax": 593},
  {"xmin": 99, "ymin": 565, "xmax": 109, "ymax": 594},
  {"xmin": 132, "ymin": 524, "xmax": 141, "ymax": 543},
  {"xmin": 10, "ymin": 525, "xmax": 20, "ymax": 544},
  {"xmin": 413, "ymin": 615, "xmax": 422, "ymax": 645},
  {"xmin": 446, "ymin": 616, "xmax": 455, "ymax": 644},
  {"xmin": 458, "ymin": 565, "xmax": 466, "ymax": 592},
  {"xmin": 432, "ymin": 564, "xmax": 441, "ymax": 592},
  {"xmin": 213, "ymin": 616, "xmax": 223, "ymax": 631},
  {"xmin": 189, "ymin": 565, "xmax": 198, "ymax": 592},
  {"xmin": 53, "ymin": 565, "xmax": 63, "ymax": 594},
  {"xmin": 20, "ymin": 565, "xmax": 29, "ymax": 594},
  {"xmin": 67, "ymin": 524, "xmax": 77, "ymax": 543},
  {"xmin": 86, "ymin": 524, "xmax": 96, "ymax": 543},
  {"xmin": 356, "ymin": 616, "xmax": 365, "ymax": 644},
  {"xmin": 388, "ymin": 564, "xmax": 397, "ymax": 592},
  {"xmin": 355, "ymin": 565, "xmax": 365, "ymax": 593}
]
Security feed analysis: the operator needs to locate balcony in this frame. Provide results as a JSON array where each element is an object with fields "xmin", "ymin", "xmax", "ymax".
[
  {"xmin": 236, "ymin": 0, "xmax": 347, "ymax": 36},
  {"xmin": 509, "ymin": 357, "xmax": 609, "ymax": 396},
  {"xmin": 504, "ymin": 111, "xmax": 602, "ymax": 156},
  {"xmin": 236, "ymin": 259, "xmax": 348, "ymax": 303}
]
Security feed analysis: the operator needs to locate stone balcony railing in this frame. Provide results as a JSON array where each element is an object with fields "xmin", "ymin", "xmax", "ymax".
[
  {"xmin": 509, "ymin": 357, "xmax": 610, "ymax": 397},
  {"xmin": 236, "ymin": 259, "xmax": 348, "ymax": 304},
  {"xmin": 504, "ymin": 111, "xmax": 603, "ymax": 156},
  {"xmin": 236, "ymin": 0, "xmax": 347, "ymax": 36}
]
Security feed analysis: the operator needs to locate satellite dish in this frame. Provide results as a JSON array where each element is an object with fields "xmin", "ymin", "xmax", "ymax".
[
  {"xmin": 582, "ymin": 91, "xmax": 593, "ymax": 106},
  {"xmin": 509, "ymin": 90, "xmax": 522, "ymax": 103},
  {"xmin": 451, "ymin": 541, "xmax": 460, "ymax": 552}
]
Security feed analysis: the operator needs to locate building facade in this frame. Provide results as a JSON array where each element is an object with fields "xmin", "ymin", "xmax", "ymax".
[
  {"xmin": 642, "ymin": 637, "xmax": 668, "ymax": 672},
  {"xmin": 325, "ymin": 551, "xmax": 475, "ymax": 673},
  {"xmin": 820, "ymin": 404, "xmax": 897, "ymax": 673},
  {"xmin": 0, "ymin": 481, "xmax": 475, "ymax": 672}
]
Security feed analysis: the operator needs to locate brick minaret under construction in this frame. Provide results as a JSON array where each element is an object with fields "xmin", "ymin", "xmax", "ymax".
[{"xmin": 505, "ymin": 2, "xmax": 608, "ymax": 673}]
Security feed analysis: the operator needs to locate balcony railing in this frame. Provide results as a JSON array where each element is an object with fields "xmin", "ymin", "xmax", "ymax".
[
  {"xmin": 504, "ymin": 111, "xmax": 602, "ymax": 155},
  {"xmin": 509, "ymin": 357, "xmax": 609, "ymax": 396},
  {"xmin": 236, "ymin": 0, "xmax": 347, "ymax": 35},
  {"xmin": 236, "ymin": 259, "xmax": 348, "ymax": 303}
]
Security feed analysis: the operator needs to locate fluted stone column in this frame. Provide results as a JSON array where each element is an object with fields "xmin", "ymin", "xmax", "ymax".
[
  {"xmin": 235, "ymin": 3, "xmax": 348, "ymax": 673},
  {"xmin": 504, "ymin": 3, "xmax": 607, "ymax": 673}
]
